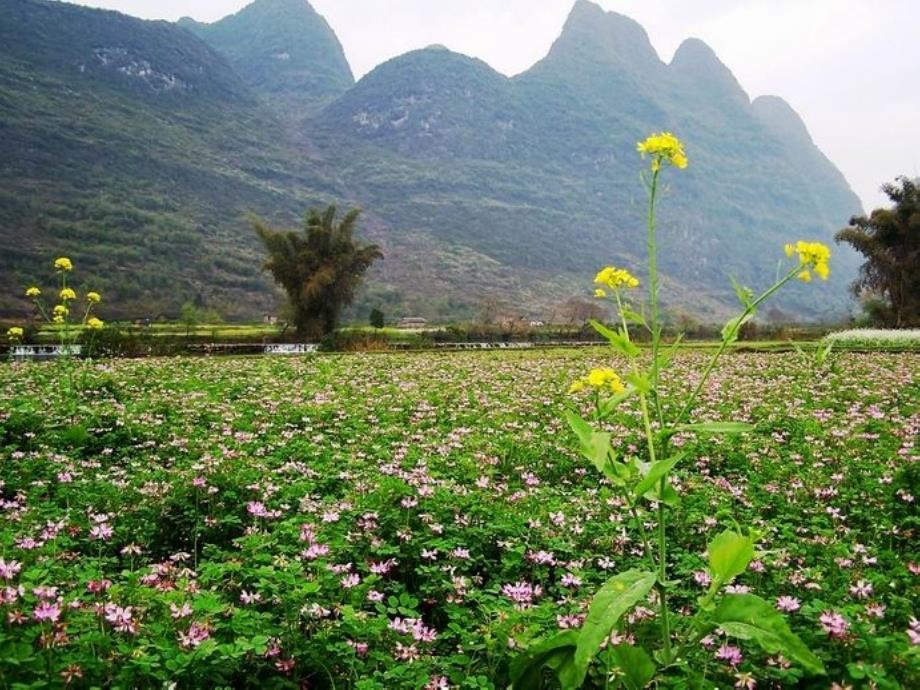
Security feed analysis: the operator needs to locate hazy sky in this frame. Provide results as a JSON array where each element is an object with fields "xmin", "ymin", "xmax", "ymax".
[{"xmin": 70, "ymin": 0, "xmax": 919, "ymax": 211}]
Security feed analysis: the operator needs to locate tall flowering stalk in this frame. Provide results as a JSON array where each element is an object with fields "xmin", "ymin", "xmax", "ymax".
[
  {"xmin": 511, "ymin": 133, "xmax": 829, "ymax": 688},
  {"xmin": 8, "ymin": 257, "xmax": 105, "ymax": 354},
  {"xmin": 7, "ymin": 257, "xmax": 105, "ymax": 423}
]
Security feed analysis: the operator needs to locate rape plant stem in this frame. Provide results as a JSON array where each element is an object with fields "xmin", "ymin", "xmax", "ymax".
[
  {"xmin": 642, "ymin": 161, "xmax": 674, "ymax": 661},
  {"xmin": 614, "ymin": 293, "xmax": 666, "ymax": 583},
  {"xmin": 646, "ymin": 167, "xmax": 664, "ymax": 427}
]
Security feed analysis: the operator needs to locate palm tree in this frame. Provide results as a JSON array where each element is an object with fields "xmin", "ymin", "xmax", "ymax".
[
  {"xmin": 254, "ymin": 205, "xmax": 383, "ymax": 338},
  {"xmin": 835, "ymin": 177, "xmax": 919, "ymax": 327}
]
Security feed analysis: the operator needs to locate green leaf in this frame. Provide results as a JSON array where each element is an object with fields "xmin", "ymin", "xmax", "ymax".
[
  {"xmin": 510, "ymin": 630, "xmax": 579, "ymax": 690},
  {"xmin": 634, "ymin": 455, "xmax": 681, "ymax": 500},
  {"xmin": 643, "ymin": 478, "xmax": 679, "ymax": 506},
  {"xmin": 621, "ymin": 309, "xmax": 648, "ymax": 329},
  {"xmin": 708, "ymin": 530, "xmax": 755, "ymax": 583},
  {"xmin": 565, "ymin": 411, "xmax": 613, "ymax": 476},
  {"xmin": 598, "ymin": 388, "xmax": 635, "ymax": 418},
  {"xmin": 610, "ymin": 644, "xmax": 656, "ymax": 690},
  {"xmin": 722, "ymin": 313, "xmax": 754, "ymax": 345},
  {"xmin": 545, "ymin": 646, "xmax": 581, "ymax": 690},
  {"xmin": 625, "ymin": 372, "xmax": 651, "ymax": 394},
  {"xmin": 730, "ymin": 276, "xmax": 754, "ymax": 308},
  {"xmin": 713, "ymin": 594, "xmax": 825, "ymax": 675},
  {"xmin": 566, "ymin": 410, "xmax": 593, "ymax": 446},
  {"xmin": 673, "ymin": 422, "xmax": 755, "ymax": 435},
  {"xmin": 573, "ymin": 570, "xmax": 657, "ymax": 685},
  {"xmin": 589, "ymin": 320, "xmax": 641, "ymax": 358}
]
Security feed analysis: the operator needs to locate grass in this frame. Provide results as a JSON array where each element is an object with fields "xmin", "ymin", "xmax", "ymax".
[{"xmin": 0, "ymin": 349, "xmax": 917, "ymax": 687}]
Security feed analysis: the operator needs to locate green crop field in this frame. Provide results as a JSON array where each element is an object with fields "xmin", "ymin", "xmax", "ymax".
[{"xmin": 1, "ymin": 349, "xmax": 917, "ymax": 688}]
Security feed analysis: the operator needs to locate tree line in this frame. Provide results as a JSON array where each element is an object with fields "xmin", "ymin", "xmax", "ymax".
[{"xmin": 252, "ymin": 178, "xmax": 917, "ymax": 340}]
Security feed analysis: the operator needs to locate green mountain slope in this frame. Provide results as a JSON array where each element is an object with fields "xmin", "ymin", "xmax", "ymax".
[
  {"xmin": 0, "ymin": 0, "xmax": 864, "ymax": 324},
  {"xmin": 0, "ymin": 0, "xmax": 344, "ymax": 320}
]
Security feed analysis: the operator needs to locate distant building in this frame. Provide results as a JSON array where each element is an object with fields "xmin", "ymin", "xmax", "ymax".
[
  {"xmin": 263, "ymin": 313, "xmax": 279, "ymax": 325},
  {"xmin": 397, "ymin": 317, "xmax": 427, "ymax": 329},
  {"xmin": 529, "ymin": 320, "xmax": 545, "ymax": 327}
]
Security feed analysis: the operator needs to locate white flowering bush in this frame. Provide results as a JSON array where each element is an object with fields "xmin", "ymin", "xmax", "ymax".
[{"xmin": 824, "ymin": 329, "xmax": 920, "ymax": 349}]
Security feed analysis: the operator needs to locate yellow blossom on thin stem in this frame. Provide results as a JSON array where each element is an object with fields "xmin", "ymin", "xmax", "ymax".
[
  {"xmin": 87, "ymin": 291, "xmax": 102, "ymax": 303},
  {"xmin": 60, "ymin": 288, "xmax": 76, "ymax": 301},
  {"xmin": 53, "ymin": 305, "xmax": 69, "ymax": 318},
  {"xmin": 86, "ymin": 317, "xmax": 104, "ymax": 330},
  {"xmin": 7, "ymin": 326, "xmax": 23, "ymax": 340},
  {"xmin": 637, "ymin": 132, "xmax": 688, "ymax": 171},
  {"xmin": 54, "ymin": 257, "xmax": 73, "ymax": 272},
  {"xmin": 595, "ymin": 266, "xmax": 640, "ymax": 291},
  {"xmin": 570, "ymin": 367, "xmax": 626, "ymax": 396},
  {"xmin": 25, "ymin": 286, "xmax": 41, "ymax": 298},
  {"xmin": 785, "ymin": 241, "xmax": 831, "ymax": 282}
]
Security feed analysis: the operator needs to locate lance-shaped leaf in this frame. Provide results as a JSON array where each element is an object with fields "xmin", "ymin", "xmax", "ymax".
[
  {"xmin": 565, "ymin": 411, "xmax": 613, "ymax": 476},
  {"xmin": 634, "ymin": 455, "xmax": 682, "ymax": 501},
  {"xmin": 730, "ymin": 276, "xmax": 755, "ymax": 308},
  {"xmin": 590, "ymin": 320, "xmax": 641, "ymax": 358},
  {"xmin": 621, "ymin": 308, "xmax": 648, "ymax": 329},
  {"xmin": 510, "ymin": 630, "xmax": 579, "ymax": 690},
  {"xmin": 625, "ymin": 372, "xmax": 651, "ymax": 394},
  {"xmin": 609, "ymin": 644, "xmax": 656, "ymax": 690},
  {"xmin": 573, "ymin": 570, "xmax": 657, "ymax": 685},
  {"xmin": 713, "ymin": 594, "xmax": 825, "ymax": 675},
  {"xmin": 708, "ymin": 530, "xmax": 755, "ymax": 583},
  {"xmin": 599, "ymin": 388, "xmax": 635, "ymax": 418},
  {"xmin": 722, "ymin": 312, "xmax": 755, "ymax": 345}
]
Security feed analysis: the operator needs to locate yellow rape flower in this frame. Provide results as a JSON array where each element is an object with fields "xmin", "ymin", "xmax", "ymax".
[
  {"xmin": 570, "ymin": 368, "xmax": 626, "ymax": 395},
  {"xmin": 594, "ymin": 288, "xmax": 608, "ymax": 299},
  {"xmin": 53, "ymin": 304, "xmax": 69, "ymax": 318},
  {"xmin": 637, "ymin": 132, "xmax": 688, "ymax": 170},
  {"xmin": 595, "ymin": 266, "xmax": 640, "ymax": 291},
  {"xmin": 86, "ymin": 317, "xmax": 104, "ymax": 330},
  {"xmin": 7, "ymin": 326, "xmax": 23, "ymax": 340},
  {"xmin": 87, "ymin": 291, "xmax": 102, "ymax": 303},
  {"xmin": 54, "ymin": 257, "xmax": 73, "ymax": 272},
  {"xmin": 25, "ymin": 286, "xmax": 41, "ymax": 298},
  {"xmin": 60, "ymin": 288, "xmax": 76, "ymax": 301},
  {"xmin": 785, "ymin": 241, "xmax": 831, "ymax": 282}
]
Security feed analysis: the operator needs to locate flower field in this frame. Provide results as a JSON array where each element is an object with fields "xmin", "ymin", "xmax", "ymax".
[{"xmin": 0, "ymin": 349, "xmax": 918, "ymax": 688}]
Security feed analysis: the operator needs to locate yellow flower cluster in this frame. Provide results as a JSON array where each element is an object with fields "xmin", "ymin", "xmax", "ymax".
[
  {"xmin": 637, "ymin": 132, "xmax": 688, "ymax": 171},
  {"xmin": 60, "ymin": 288, "xmax": 76, "ymax": 301},
  {"xmin": 86, "ymin": 317, "xmax": 104, "ymax": 330},
  {"xmin": 7, "ymin": 326, "xmax": 23, "ymax": 340},
  {"xmin": 784, "ymin": 241, "xmax": 831, "ymax": 282},
  {"xmin": 569, "ymin": 368, "xmax": 626, "ymax": 395},
  {"xmin": 25, "ymin": 286, "xmax": 41, "ymax": 298},
  {"xmin": 87, "ymin": 292, "xmax": 102, "ymax": 303},
  {"xmin": 594, "ymin": 266, "xmax": 640, "ymax": 294},
  {"xmin": 53, "ymin": 305, "xmax": 69, "ymax": 323},
  {"xmin": 54, "ymin": 257, "xmax": 73, "ymax": 272}
]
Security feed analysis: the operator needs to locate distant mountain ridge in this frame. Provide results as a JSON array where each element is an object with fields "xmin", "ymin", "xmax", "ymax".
[
  {"xmin": 178, "ymin": 0, "xmax": 354, "ymax": 117},
  {"xmin": 0, "ymin": 0, "xmax": 863, "ymax": 322}
]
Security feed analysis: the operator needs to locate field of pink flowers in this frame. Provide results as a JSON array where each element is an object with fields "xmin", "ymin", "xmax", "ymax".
[{"xmin": 0, "ymin": 350, "xmax": 917, "ymax": 688}]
